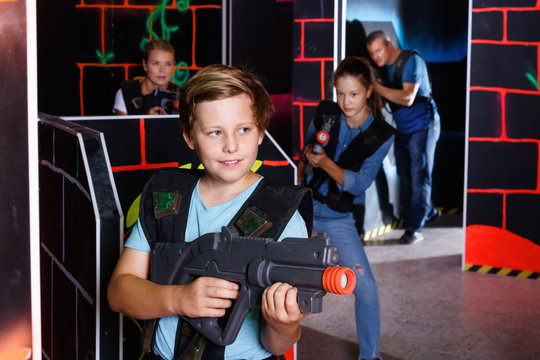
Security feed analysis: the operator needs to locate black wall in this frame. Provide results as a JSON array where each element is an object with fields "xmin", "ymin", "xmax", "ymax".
[{"xmin": 0, "ymin": 0, "xmax": 32, "ymax": 354}]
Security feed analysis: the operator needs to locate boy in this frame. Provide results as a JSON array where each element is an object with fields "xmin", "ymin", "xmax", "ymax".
[{"xmin": 107, "ymin": 64, "xmax": 309, "ymax": 360}]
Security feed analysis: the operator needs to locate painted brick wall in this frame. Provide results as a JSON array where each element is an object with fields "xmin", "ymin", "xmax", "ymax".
[
  {"xmin": 37, "ymin": 0, "xmax": 222, "ymax": 116},
  {"xmin": 466, "ymin": 0, "xmax": 540, "ymax": 276},
  {"xmin": 291, "ymin": 0, "xmax": 335, "ymax": 158}
]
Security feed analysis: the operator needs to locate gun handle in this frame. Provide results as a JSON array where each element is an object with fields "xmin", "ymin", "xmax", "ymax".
[
  {"xmin": 183, "ymin": 285, "xmax": 257, "ymax": 346},
  {"xmin": 297, "ymin": 289, "xmax": 326, "ymax": 313}
]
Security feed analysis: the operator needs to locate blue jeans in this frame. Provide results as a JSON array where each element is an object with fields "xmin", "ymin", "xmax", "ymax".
[
  {"xmin": 394, "ymin": 114, "xmax": 440, "ymax": 232},
  {"xmin": 314, "ymin": 215, "xmax": 380, "ymax": 359}
]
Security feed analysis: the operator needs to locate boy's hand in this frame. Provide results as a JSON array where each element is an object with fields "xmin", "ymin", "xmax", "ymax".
[
  {"xmin": 261, "ymin": 282, "xmax": 308, "ymax": 329},
  {"xmin": 260, "ymin": 282, "xmax": 308, "ymax": 355},
  {"xmin": 175, "ymin": 277, "xmax": 239, "ymax": 318}
]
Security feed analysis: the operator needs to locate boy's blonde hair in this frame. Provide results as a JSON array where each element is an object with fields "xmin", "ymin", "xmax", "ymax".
[{"xmin": 178, "ymin": 64, "xmax": 275, "ymax": 137}]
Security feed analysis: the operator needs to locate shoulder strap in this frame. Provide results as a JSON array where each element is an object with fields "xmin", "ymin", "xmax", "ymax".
[
  {"xmin": 228, "ymin": 177, "xmax": 313, "ymax": 238},
  {"xmin": 139, "ymin": 168, "xmax": 202, "ymax": 248},
  {"xmin": 388, "ymin": 50, "xmax": 433, "ymax": 112},
  {"xmin": 392, "ymin": 50, "xmax": 420, "ymax": 89}
]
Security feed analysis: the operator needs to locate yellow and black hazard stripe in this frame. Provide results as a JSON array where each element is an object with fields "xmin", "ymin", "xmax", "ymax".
[
  {"xmin": 361, "ymin": 219, "xmax": 403, "ymax": 243},
  {"xmin": 465, "ymin": 264, "xmax": 540, "ymax": 280},
  {"xmin": 361, "ymin": 207, "xmax": 462, "ymax": 246}
]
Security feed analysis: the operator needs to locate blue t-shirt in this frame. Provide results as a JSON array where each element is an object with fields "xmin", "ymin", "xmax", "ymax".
[
  {"xmin": 387, "ymin": 53, "xmax": 438, "ymax": 134},
  {"xmin": 125, "ymin": 177, "xmax": 308, "ymax": 360},
  {"xmin": 304, "ymin": 112, "xmax": 393, "ymax": 220}
]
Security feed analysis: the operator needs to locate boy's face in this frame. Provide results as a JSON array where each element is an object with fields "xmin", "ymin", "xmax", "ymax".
[{"xmin": 183, "ymin": 94, "xmax": 264, "ymax": 186}]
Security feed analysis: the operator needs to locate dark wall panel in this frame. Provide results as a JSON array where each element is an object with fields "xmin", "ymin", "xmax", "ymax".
[
  {"xmin": 39, "ymin": 117, "xmax": 123, "ymax": 358},
  {"xmin": 0, "ymin": 0, "xmax": 32, "ymax": 355}
]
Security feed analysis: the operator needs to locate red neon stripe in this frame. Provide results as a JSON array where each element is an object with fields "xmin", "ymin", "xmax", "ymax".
[
  {"xmin": 76, "ymin": 62, "xmax": 201, "ymax": 71},
  {"xmin": 298, "ymin": 104, "xmax": 304, "ymax": 148},
  {"xmin": 538, "ymin": 142, "xmax": 540, "ymax": 191},
  {"xmin": 139, "ymin": 118, "xmax": 147, "ymax": 165},
  {"xmin": 471, "ymin": 39, "xmax": 540, "ymax": 46},
  {"xmin": 294, "ymin": 58, "xmax": 334, "ymax": 62},
  {"xmin": 470, "ymin": 86, "xmax": 540, "ymax": 96},
  {"xmin": 500, "ymin": 91, "xmax": 507, "ymax": 139},
  {"xmin": 300, "ymin": 21, "xmax": 305, "ymax": 58},
  {"xmin": 320, "ymin": 61, "xmax": 325, "ymax": 99},
  {"xmin": 537, "ymin": 45, "xmax": 540, "ymax": 90},
  {"xmin": 503, "ymin": 10, "xmax": 507, "ymax": 42},
  {"xmin": 294, "ymin": 18, "xmax": 334, "ymax": 23},
  {"xmin": 468, "ymin": 189, "xmax": 540, "ymax": 194},
  {"xmin": 502, "ymin": 193, "xmax": 506, "ymax": 229},
  {"xmin": 76, "ymin": 62, "xmax": 141, "ymax": 67},
  {"xmin": 76, "ymin": 4, "xmax": 175, "ymax": 10},
  {"xmin": 77, "ymin": 64, "xmax": 84, "ymax": 116},
  {"xmin": 469, "ymin": 137, "xmax": 540, "ymax": 143},
  {"xmin": 192, "ymin": 9, "xmax": 197, "ymax": 67},
  {"xmin": 262, "ymin": 160, "xmax": 290, "ymax": 166},
  {"xmin": 190, "ymin": 5, "xmax": 221, "ymax": 10},
  {"xmin": 293, "ymin": 101, "xmax": 319, "ymax": 106},
  {"xmin": 473, "ymin": 6, "xmax": 540, "ymax": 12},
  {"xmin": 111, "ymin": 162, "xmax": 180, "ymax": 172},
  {"xmin": 101, "ymin": 8, "xmax": 105, "ymax": 54}
]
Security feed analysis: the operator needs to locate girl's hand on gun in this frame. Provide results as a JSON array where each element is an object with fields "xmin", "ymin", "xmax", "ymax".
[{"xmin": 305, "ymin": 148, "xmax": 329, "ymax": 169}]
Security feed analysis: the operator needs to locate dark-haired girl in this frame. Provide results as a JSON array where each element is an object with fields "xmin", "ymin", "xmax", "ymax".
[{"xmin": 298, "ymin": 56, "xmax": 395, "ymax": 360}]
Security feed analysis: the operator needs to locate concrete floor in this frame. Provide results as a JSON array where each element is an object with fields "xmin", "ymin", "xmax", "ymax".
[{"xmin": 297, "ymin": 213, "xmax": 540, "ymax": 360}]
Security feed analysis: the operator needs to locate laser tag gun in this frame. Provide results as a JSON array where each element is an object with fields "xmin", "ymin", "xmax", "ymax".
[
  {"xmin": 150, "ymin": 87, "xmax": 179, "ymax": 114},
  {"xmin": 312, "ymin": 114, "xmax": 336, "ymax": 154},
  {"xmin": 150, "ymin": 226, "xmax": 356, "ymax": 346}
]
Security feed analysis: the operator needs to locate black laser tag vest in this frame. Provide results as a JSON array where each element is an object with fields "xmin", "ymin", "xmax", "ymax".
[
  {"xmin": 379, "ymin": 50, "xmax": 432, "ymax": 112},
  {"xmin": 308, "ymin": 100, "xmax": 395, "ymax": 213},
  {"xmin": 121, "ymin": 80, "xmax": 179, "ymax": 115},
  {"xmin": 138, "ymin": 167, "xmax": 313, "ymax": 359}
]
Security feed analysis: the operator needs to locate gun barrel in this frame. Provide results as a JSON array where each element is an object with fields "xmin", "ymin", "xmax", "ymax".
[{"xmin": 322, "ymin": 266, "xmax": 356, "ymax": 295}]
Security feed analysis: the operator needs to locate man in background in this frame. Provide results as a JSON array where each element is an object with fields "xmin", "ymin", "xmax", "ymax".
[{"xmin": 366, "ymin": 31, "xmax": 441, "ymax": 245}]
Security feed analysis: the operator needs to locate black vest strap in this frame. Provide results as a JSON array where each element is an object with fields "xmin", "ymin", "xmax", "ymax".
[
  {"xmin": 122, "ymin": 80, "xmax": 147, "ymax": 115},
  {"xmin": 380, "ymin": 50, "xmax": 431, "ymax": 112},
  {"xmin": 140, "ymin": 168, "xmax": 201, "ymax": 248},
  {"xmin": 228, "ymin": 177, "xmax": 313, "ymax": 238}
]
